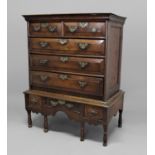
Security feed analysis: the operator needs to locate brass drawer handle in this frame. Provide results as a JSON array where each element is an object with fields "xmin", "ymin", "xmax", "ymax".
[
  {"xmin": 91, "ymin": 27, "xmax": 97, "ymax": 33},
  {"xmin": 74, "ymin": 110, "xmax": 80, "ymax": 114},
  {"xmin": 59, "ymin": 39, "xmax": 68, "ymax": 45},
  {"xmin": 31, "ymin": 97, "xmax": 38, "ymax": 103},
  {"xmin": 59, "ymin": 74, "xmax": 68, "ymax": 80},
  {"xmin": 60, "ymin": 56, "xmax": 69, "ymax": 63},
  {"xmin": 50, "ymin": 100, "xmax": 58, "ymax": 106},
  {"xmin": 49, "ymin": 99, "xmax": 74, "ymax": 108},
  {"xmin": 78, "ymin": 62, "xmax": 88, "ymax": 69},
  {"xmin": 68, "ymin": 26, "xmax": 78, "ymax": 32},
  {"xmin": 39, "ymin": 59, "xmax": 49, "ymax": 65},
  {"xmin": 58, "ymin": 100, "xmax": 66, "ymax": 105},
  {"xmin": 90, "ymin": 109, "xmax": 98, "ymax": 115},
  {"xmin": 78, "ymin": 43, "xmax": 89, "ymax": 50},
  {"xmin": 41, "ymin": 23, "xmax": 48, "ymax": 28},
  {"xmin": 78, "ymin": 81, "xmax": 87, "ymax": 88},
  {"xmin": 40, "ymin": 75, "xmax": 48, "ymax": 81},
  {"xmin": 48, "ymin": 25, "xmax": 57, "ymax": 32},
  {"xmin": 33, "ymin": 24, "xmax": 40, "ymax": 32},
  {"xmin": 65, "ymin": 103, "xmax": 74, "ymax": 108},
  {"xmin": 79, "ymin": 22, "xmax": 88, "ymax": 28},
  {"xmin": 39, "ymin": 42, "xmax": 49, "ymax": 48}
]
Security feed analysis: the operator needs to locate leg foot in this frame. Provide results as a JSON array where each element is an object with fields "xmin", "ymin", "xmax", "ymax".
[
  {"xmin": 103, "ymin": 124, "xmax": 108, "ymax": 146},
  {"xmin": 80, "ymin": 122, "xmax": 85, "ymax": 141},
  {"xmin": 44, "ymin": 128, "xmax": 48, "ymax": 133},
  {"xmin": 27, "ymin": 110, "xmax": 32, "ymax": 128},
  {"xmin": 28, "ymin": 124, "xmax": 32, "ymax": 128},
  {"xmin": 44, "ymin": 115, "xmax": 48, "ymax": 133},
  {"xmin": 118, "ymin": 109, "xmax": 123, "ymax": 128}
]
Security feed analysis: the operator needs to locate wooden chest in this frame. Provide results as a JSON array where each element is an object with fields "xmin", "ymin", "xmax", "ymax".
[{"xmin": 23, "ymin": 13, "xmax": 126, "ymax": 146}]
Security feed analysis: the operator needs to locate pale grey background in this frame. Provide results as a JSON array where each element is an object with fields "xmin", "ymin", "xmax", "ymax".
[{"xmin": 8, "ymin": 0, "xmax": 147, "ymax": 155}]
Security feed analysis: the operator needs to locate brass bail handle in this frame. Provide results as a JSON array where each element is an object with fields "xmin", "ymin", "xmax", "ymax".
[
  {"xmin": 39, "ymin": 42, "xmax": 48, "ymax": 48},
  {"xmin": 60, "ymin": 56, "xmax": 69, "ymax": 63},
  {"xmin": 48, "ymin": 25, "xmax": 57, "ymax": 32},
  {"xmin": 33, "ymin": 24, "xmax": 41, "ymax": 32},
  {"xmin": 78, "ymin": 62, "xmax": 89, "ymax": 69},
  {"xmin": 78, "ymin": 81, "xmax": 87, "ymax": 88},
  {"xmin": 78, "ymin": 43, "xmax": 89, "ymax": 50},
  {"xmin": 79, "ymin": 22, "xmax": 88, "ymax": 28},
  {"xmin": 40, "ymin": 75, "xmax": 48, "ymax": 81},
  {"xmin": 59, "ymin": 74, "xmax": 68, "ymax": 80},
  {"xmin": 68, "ymin": 26, "xmax": 78, "ymax": 33},
  {"xmin": 39, "ymin": 59, "xmax": 49, "ymax": 65},
  {"xmin": 59, "ymin": 39, "xmax": 68, "ymax": 45}
]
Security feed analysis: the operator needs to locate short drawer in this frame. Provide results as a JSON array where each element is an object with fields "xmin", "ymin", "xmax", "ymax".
[
  {"xmin": 29, "ymin": 38, "xmax": 105, "ymax": 56},
  {"xmin": 29, "ymin": 22, "xmax": 62, "ymax": 37},
  {"xmin": 44, "ymin": 98, "xmax": 83, "ymax": 114},
  {"xmin": 64, "ymin": 22, "xmax": 106, "ymax": 37},
  {"xmin": 30, "ymin": 54, "xmax": 105, "ymax": 75},
  {"xmin": 85, "ymin": 105, "xmax": 103, "ymax": 120},
  {"xmin": 28, "ymin": 95, "xmax": 43, "ymax": 112},
  {"xmin": 30, "ymin": 71, "xmax": 104, "ymax": 97}
]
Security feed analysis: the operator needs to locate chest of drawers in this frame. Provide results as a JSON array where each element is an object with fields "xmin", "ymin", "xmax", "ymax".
[{"xmin": 23, "ymin": 13, "xmax": 126, "ymax": 146}]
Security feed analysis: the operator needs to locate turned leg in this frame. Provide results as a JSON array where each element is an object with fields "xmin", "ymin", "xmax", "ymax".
[
  {"xmin": 27, "ymin": 110, "xmax": 32, "ymax": 128},
  {"xmin": 118, "ymin": 109, "xmax": 123, "ymax": 128},
  {"xmin": 80, "ymin": 122, "xmax": 85, "ymax": 141},
  {"xmin": 103, "ymin": 124, "xmax": 108, "ymax": 146},
  {"xmin": 44, "ymin": 115, "xmax": 48, "ymax": 133}
]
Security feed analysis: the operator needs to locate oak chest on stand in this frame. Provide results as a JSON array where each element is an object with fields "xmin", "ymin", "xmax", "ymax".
[{"xmin": 23, "ymin": 13, "xmax": 126, "ymax": 146}]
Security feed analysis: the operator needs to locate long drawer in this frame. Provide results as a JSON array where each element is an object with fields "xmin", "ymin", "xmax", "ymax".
[
  {"xmin": 30, "ymin": 71, "xmax": 104, "ymax": 97},
  {"xmin": 29, "ymin": 38, "xmax": 105, "ymax": 56},
  {"xmin": 30, "ymin": 54, "xmax": 104, "ymax": 75}
]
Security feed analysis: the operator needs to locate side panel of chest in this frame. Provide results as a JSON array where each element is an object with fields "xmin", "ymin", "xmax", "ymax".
[{"xmin": 104, "ymin": 21, "xmax": 123, "ymax": 100}]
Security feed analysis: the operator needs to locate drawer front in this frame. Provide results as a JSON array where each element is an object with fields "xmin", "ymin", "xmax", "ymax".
[
  {"xmin": 30, "ymin": 71, "xmax": 104, "ymax": 97},
  {"xmin": 44, "ymin": 98, "xmax": 83, "ymax": 114},
  {"xmin": 85, "ymin": 105, "xmax": 103, "ymax": 120},
  {"xmin": 64, "ymin": 22, "xmax": 106, "ymax": 37},
  {"xmin": 29, "ymin": 38, "xmax": 105, "ymax": 56},
  {"xmin": 30, "ymin": 54, "xmax": 104, "ymax": 75},
  {"xmin": 29, "ymin": 22, "xmax": 62, "ymax": 37},
  {"xmin": 28, "ymin": 95, "xmax": 43, "ymax": 112}
]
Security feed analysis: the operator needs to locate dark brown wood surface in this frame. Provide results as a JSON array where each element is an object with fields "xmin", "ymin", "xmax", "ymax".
[{"xmin": 104, "ymin": 21, "xmax": 124, "ymax": 100}]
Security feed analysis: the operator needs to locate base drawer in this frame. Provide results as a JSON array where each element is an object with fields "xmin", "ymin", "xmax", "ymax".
[
  {"xmin": 43, "ymin": 98, "xmax": 83, "ymax": 117},
  {"xmin": 28, "ymin": 95, "xmax": 43, "ymax": 112},
  {"xmin": 85, "ymin": 105, "xmax": 103, "ymax": 120}
]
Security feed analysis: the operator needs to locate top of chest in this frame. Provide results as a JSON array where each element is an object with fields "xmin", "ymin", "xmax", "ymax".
[
  {"xmin": 23, "ymin": 13, "xmax": 126, "ymax": 23},
  {"xmin": 23, "ymin": 13, "xmax": 125, "ymax": 22}
]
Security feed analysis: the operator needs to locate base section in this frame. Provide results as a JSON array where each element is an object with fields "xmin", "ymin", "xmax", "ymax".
[{"xmin": 24, "ymin": 90, "xmax": 124, "ymax": 146}]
